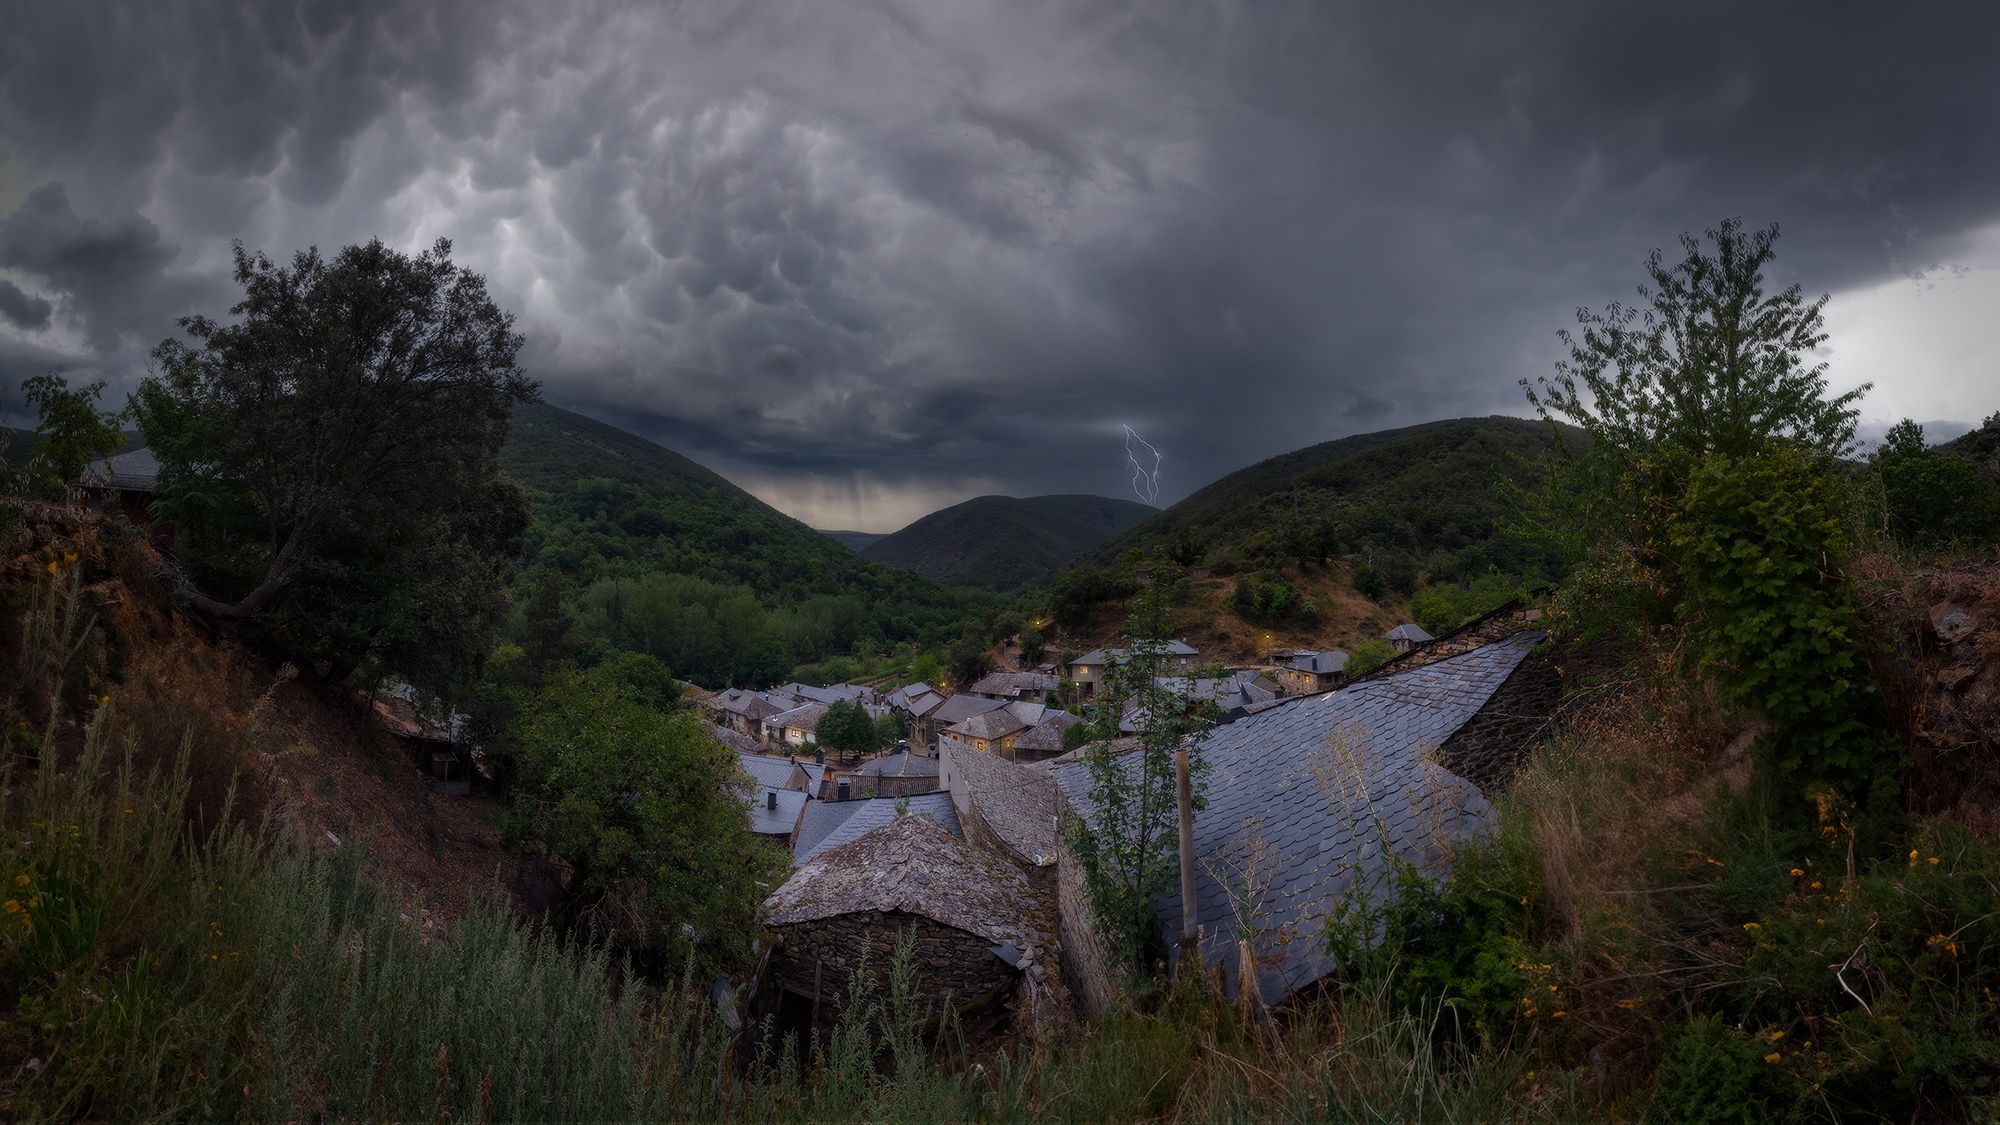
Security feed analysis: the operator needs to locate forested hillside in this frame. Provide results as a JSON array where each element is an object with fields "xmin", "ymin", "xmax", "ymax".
[
  {"xmin": 502, "ymin": 402, "xmax": 998, "ymax": 686},
  {"xmin": 862, "ymin": 493, "xmax": 1155, "ymax": 587},
  {"xmin": 1042, "ymin": 416, "xmax": 1573, "ymax": 652}
]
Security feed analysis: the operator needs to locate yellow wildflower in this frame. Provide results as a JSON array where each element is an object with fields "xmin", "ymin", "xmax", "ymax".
[
  {"xmin": 62, "ymin": 551, "xmax": 76, "ymax": 564},
  {"xmin": 1764, "ymin": 1052, "xmax": 1782, "ymax": 1064},
  {"xmin": 1927, "ymin": 856, "xmax": 1940, "ymax": 865},
  {"xmin": 1551, "ymin": 1010, "xmax": 1567, "ymax": 1019},
  {"xmin": 2, "ymin": 900, "xmax": 17, "ymax": 913},
  {"xmin": 1743, "ymin": 922, "xmax": 1762, "ymax": 931},
  {"xmin": 1810, "ymin": 881, "xmax": 1822, "ymax": 890},
  {"xmin": 44, "ymin": 560, "xmax": 57, "ymax": 575},
  {"xmin": 1769, "ymin": 1031, "xmax": 1785, "ymax": 1041},
  {"xmin": 1789, "ymin": 867, "xmax": 1804, "ymax": 877}
]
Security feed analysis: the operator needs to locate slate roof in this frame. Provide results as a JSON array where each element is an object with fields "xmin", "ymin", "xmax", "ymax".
[
  {"xmin": 929, "ymin": 694, "xmax": 1008, "ymax": 726},
  {"xmin": 737, "ymin": 750, "xmax": 825, "ymax": 791},
  {"xmin": 710, "ymin": 724, "xmax": 765, "ymax": 755},
  {"xmin": 1074, "ymin": 639, "xmax": 1200, "ymax": 667},
  {"xmin": 767, "ymin": 702, "xmax": 828, "ymax": 734},
  {"xmin": 1286, "ymin": 651, "xmax": 1349, "ymax": 675},
  {"xmin": 947, "ymin": 744, "xmax": 1060, "ymax": 865},
  {"xmin": 83, "ymin": 447, "xmax": 160, "ymax": 492},
  {"xmin": 887, "ymin": 682, "xmax": 936, "ymax": 709},
  {"xmin": 765, "ymin": 816, "xmax": 1044, "ymax": 962},
  {"xmin": 1011, "ymin": 711, "xmax": 1082, "ymax": 754},
  {"xmin": 1389, "ymin": 623, "xmax": 1435, "ymax": 643},
  {"xmin": 951, "ymin": 707, "xmax": 1031, "ymax": 741},
  {"xmin": 855, "ymin": 750, "xmax": 941, "ymax": 778},
  {"xmin": 713, "ymin": 689, "xmax": 785, "ymax": 721},
  {"xmin": 792, "ymin": 791, "xmax": 961, "ymax": 866},
  {"xmin": 969, "ymin": 671, "xmax": 1061, "ymax": 698},
  {"xmin": 1049, "ymin": 632, "xmax": 1544, "ymax": 1005},
  {"xmin": 747, "ymin": 786, "xmax": 809, "ymax": 836}
]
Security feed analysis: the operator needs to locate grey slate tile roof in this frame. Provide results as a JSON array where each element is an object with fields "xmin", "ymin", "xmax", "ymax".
[
  {"xmin": 710, "ymin": 724, "xmax": 765, "ymax": 755},
  {"xmin": 930, "ymin": 694, "xmax": 1008, "ymax": 726},
  {"xmin": 948, "ymin": 745, "xmax": 1060, "ymax": 865},
  {"xmin": 1049, "ymin": 632, "xmax": 1543, "ymax": 1005},
  {"xmin": 1286, "ymin": 651, "xmax": 1349, "ymax": 675},
  {"xmin": 713, "ymin": 689, "xmax": 785, "ymax": 721},
  {"xmin": 1011, "ymin": 711, "xmax": 1082, "ymax": 754},
  {"xmin": 1389, "ymin": 623, "xmax": 1435, "ymax": 643},
  {"xmin": 736, "ymin": 750, "xmax": 825, "ymax": 791},
  {"xmin": 1072, "ymin": 638, "xmax": 1200, "ymax": 668},
  {"xmin": 83, "ymin": 447, "xmax": 161, "ymax": 492},
  {"xmin": 792, "ymin": 791, "xmax": 961, "ymax": 866},
  {"xmin": 765, "ymin": 817, "xmax": 1044, "ymax": 962},
  {"xmin": 969, "ymin": 671, "xmax": 1060, "ymax": 697},
  {"xmin": 855, "ymin": 750, "xmax": 940, "ymax": 778},
  {"xmin": 951, "ymin": 707, "xmax": 1030, "ymax": 741},
  {"xmin": 747, "ymin": 786, "xmax": 808, "ymax": 836}
]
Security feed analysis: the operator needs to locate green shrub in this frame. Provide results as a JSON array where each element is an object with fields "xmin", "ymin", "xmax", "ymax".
[
  {"xmin": 1345, "ymin": 638, "xmax": 1397, "ymax": 677},
  {"xmin": 1670, "ymin": 446, "xmax": 1896, "ymax": 796},
  {"xmin": 1649, "ymin": 1016, "xmax": 1794, "ymax": 1125}
]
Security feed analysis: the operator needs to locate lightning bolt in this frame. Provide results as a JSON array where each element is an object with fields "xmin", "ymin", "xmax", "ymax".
[{"xmin": 1123, "ymin": 424, "xmax": 1163, "ymax": 506}]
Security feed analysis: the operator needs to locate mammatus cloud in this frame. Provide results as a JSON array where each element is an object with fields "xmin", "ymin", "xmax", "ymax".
[
  {"xmin": 2, "ymin": 1, "xmax": 1997, "ymax": 528},
  {"xmin": 0, "ymin": 280, "xmax": 51, "ymax": 331}
]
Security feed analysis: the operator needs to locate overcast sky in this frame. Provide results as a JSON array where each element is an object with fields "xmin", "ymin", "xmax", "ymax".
[{"xmin": 3, "ymin": 1, "xmax": 1997, "ymax": 531}]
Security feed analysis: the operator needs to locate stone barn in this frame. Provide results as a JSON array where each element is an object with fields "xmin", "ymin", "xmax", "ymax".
[{"xmin": 763, "ymin": 816, "xmax": 1052, "ymax": 1025}]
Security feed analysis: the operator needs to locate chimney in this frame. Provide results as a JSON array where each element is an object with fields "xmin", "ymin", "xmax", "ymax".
[
  {"xmin": 814, "ymin": 746, "xmax": 825, "ymax": 766},
  {"xmin": 766, "ymin": 790, "xmax": 777, "ymax": 811},
  {"xmin": 837, "ymin": 778, "xmax": 851, "ymax": 801}
]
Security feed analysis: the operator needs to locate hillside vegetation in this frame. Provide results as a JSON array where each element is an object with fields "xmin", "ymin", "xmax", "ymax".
[
  {"xmin": 863, "ymin": 494, "xmax": 1155, "ymax": 588},
  {"xmin": 1044, "ymin": 416, "xmax": 1568, "ymax": 649},
  {"xmin": 502, "ymin": 402, "xmax": 1002, "ymax": 685}
]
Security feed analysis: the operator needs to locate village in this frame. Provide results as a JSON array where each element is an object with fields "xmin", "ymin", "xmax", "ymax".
[{"xmin": 692, "ymin": 608, "xmax": 1556, "ymax": 1031}]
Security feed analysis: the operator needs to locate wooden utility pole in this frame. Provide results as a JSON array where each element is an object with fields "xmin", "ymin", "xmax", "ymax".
[{"xmin": 1174, "ymin": 741, "xmax": 1198, "ymax": 961}]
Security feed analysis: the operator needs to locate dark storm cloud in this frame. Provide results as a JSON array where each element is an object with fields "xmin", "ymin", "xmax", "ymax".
[
  {"xmin": 2, "ymin": 0, "xmax": 1997, "ymax": 526},
  {"xmin": 0, "ymin": 281, "xmax": 52, "ymax": 331}
]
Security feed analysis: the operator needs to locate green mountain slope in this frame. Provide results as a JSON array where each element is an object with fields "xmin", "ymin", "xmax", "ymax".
[
  {"xmin": 501, "ymin": 402, "xmax": 993, "ymax": 685},
  {"xmin": 1088, "ymin": 416, "xmax": 1569, "ymax": 573},
  {"xmin": 862, "ymin": 494, "xmax": 1156, "ymax": 587},
  {"xmin": 820, "ymin": 529, "xmax": 885, "ymax": 552}
]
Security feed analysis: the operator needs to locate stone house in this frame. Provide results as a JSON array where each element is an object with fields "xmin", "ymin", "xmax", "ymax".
[
  {"xmin": 1007, "ymin": 711, "xmax": 1083, "ymax": 762},
  {"xmin": 1066, "ymin": 640, "xmax": 1200, "ymax": 698},
  {"xmin": 763, "ymin": 702, "xmax": 829, "ymax": 748},
  {"xmin": 81, "ymin": 448, "xmax": 173, "ymax": 548},
  {"xmin": 887, "ymin": 682, "xmax": 948, "ymax": 748},
  {"xmin": 939, "ymin": 701, "xmax": 1049, "ymax": 759},
  {"xmin": 843, "ymin": 749, "xmax": 943, "ymax": 800},
  {"xmin": 1388, "ymin": 622, "xmax": 1435, "ymax": 652},
  {"xmin": 922, "ymin": 693, "xmax": 1008, "ymax": 752},
  {"xmin": 710, "ymin": 689, "xmax": 787, "ymax": 741},
  {"xmin": 763, "ymin": 816, "xmax": 1055, "ymax": 1027},
  {"xmin": 1276, "ymin": 650, "xmax": 1348, "ymax": 695},
  {"xmin": 968, "ymin": 670, "xmax": 1061, "ymax": 704},
  {"xmin": 1048, "ymin": 632, "xmax": 1554, "ymax": 1015}
]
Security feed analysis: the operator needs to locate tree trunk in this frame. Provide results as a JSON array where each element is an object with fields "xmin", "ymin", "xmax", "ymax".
[{"xmin": 1174, "ymin": 741, "xmax": 1199, "ymax": 967}]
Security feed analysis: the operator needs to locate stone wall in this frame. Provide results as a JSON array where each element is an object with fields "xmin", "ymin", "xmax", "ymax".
[
  {"xmin": 1434, "ymin": 652, "xmax": 1562, "ymax": 796},
  {"xmin": 1054, "ymin": 830, "xmax": 1121, "ymax": 1019},
  {"xmin": 770, "ymin": 909, "xmax": 1018, "ymax": 1023}
]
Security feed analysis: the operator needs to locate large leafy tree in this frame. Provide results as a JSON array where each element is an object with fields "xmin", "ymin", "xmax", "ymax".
[
  {"xmin": 504, "ymin": 662, "xmax": 780, "ymax": 970},
  {"xmin": 1518, "ymin": 219, "xmax": 1868, "ymax": 634},
  {"xmin": 1875, "ymin": 419, "xmax": 2000, "ymax": 554},
  {"xmin": 19, "ymin": 374, "xmax": 126, "ymax": 499},
  {"xmin": 136, "ymin": 238, "xmax": 536, "ymax": 686},
  {"xmin": 815, "ymin": 698, "xmax": 878, "ymax": 756}
]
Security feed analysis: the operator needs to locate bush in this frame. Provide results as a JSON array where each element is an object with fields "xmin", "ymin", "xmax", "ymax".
[
  {"xmin": 1229, "ymin": 569, "xmax": 1312, "ymax": 624},
  {"xmin": 1650, "ymin": 1017, "xmax": 1793, "ymax": 1125},
  {"xmin": 1670, "ymin": 445, "xmax": 1896, "ymax": 796},
  {"xmin": 1345, "ymin": 638, "xmax": 1397, "ymax": 677}
]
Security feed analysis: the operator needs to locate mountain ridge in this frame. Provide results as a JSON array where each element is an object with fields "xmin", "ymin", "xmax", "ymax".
[{"xmin": 861, "ymin": 493, "xmax": 1156, "ymax": 588}]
